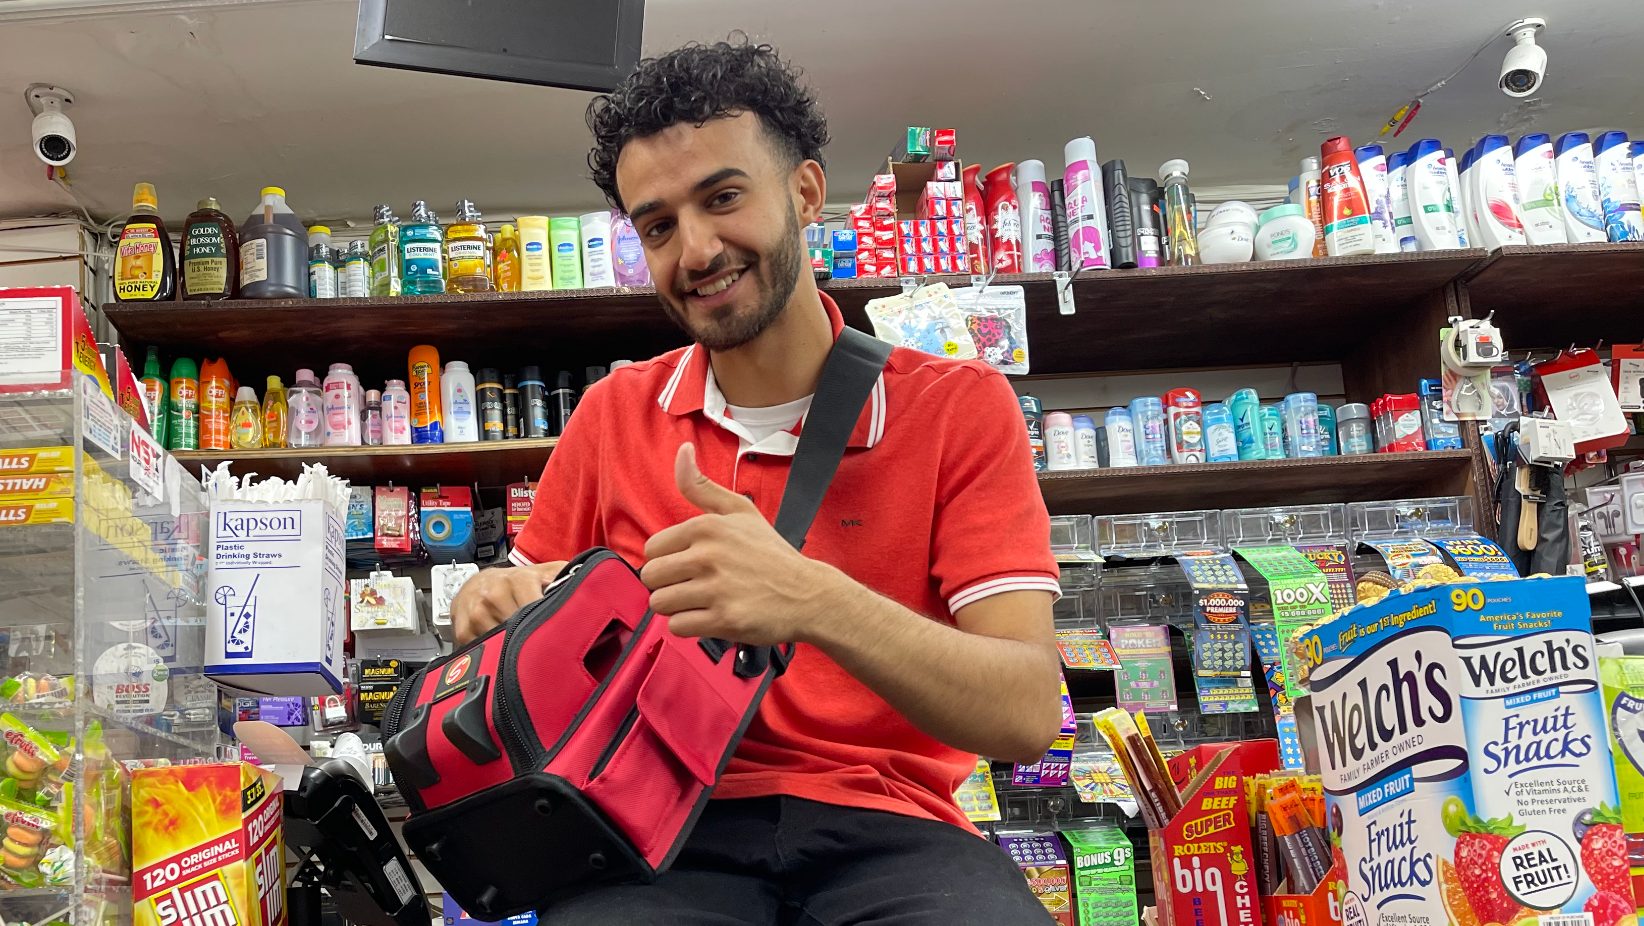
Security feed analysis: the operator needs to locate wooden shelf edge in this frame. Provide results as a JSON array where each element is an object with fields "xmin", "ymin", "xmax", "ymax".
[
  {"xmin": 174, "ymin": 437, "xmax": 560, "ymax": 466},
  {"xmin": 1035, "ymin": 449, "xmax": 1472, "ymax": 484}
]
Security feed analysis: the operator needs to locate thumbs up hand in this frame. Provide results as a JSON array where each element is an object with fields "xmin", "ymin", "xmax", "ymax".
[{"xmin": 641, "ymin": 444, "xmax": 842, "ymax": 645}]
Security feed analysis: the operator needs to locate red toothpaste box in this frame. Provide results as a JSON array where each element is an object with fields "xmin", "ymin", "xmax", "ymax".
[
  {"xmin": 934, "ymin": 127, "xmax": 958, "ymax": 159},
  {"xmin": 900, "ymin": 254, "xmax": 920, "ymax": 275},
  {"xmin": 869, "ymin": 173, "xmax": 897, "ymax": 202}
]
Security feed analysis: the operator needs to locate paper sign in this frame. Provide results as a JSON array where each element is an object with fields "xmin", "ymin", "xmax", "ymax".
[
  {"xmin": 129, "ymin": 420, "xmax": 164, "ymax": 502},
  {"xmin": 82, "ymin": 375, "xmax": 122, "ymax": 460}
]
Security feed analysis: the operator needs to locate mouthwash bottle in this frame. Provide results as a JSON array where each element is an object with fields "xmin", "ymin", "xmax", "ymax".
[
  {"xmin": 399, "ymin": 201, "xmax": 445, "ymax": 295},
  {"xmin": 369, "ymin": 204, "xmax": 400, "ymax": 297},
  {"xmin": 445, "ymin": 200, "xmax": 493, "ymax": 294},
  {"xmin": 307, "ymin": 225, "xmax": 338, "ymax": 299}
]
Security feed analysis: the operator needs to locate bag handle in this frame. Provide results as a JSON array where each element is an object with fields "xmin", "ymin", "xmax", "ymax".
[
  {"xmin": 718, "ymin": 326, "xmax": 891, "ymax": 679},
  {"xmin": 773, "ymin": 326, "xmax": 892, "ymax": 550}
]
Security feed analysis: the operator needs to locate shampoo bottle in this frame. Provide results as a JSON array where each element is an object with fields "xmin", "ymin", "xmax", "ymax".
[
  {"xmin": 1387, "ymin": 150, "xmax": 1418, "ymax": 252},
  {"xmin": 1407, "ymin": 139, "xmax": 1461, "ymax": 251},
  {"xmin": 1320, "ymin": 137, "xmax": 1375, "ymax": 257},
  {"xmin": 1101, "ymin": 160, "xmax": 1138, "ymax": 268},
  {"xmin": 1453, "ymin": 146, "xmax": 1479, "ymax": 246},
  {"xmin": 230, "ymin": 387, "xmax": 263, "ymax": 450},
  {"xmin": 409, "ymin": 345, "xmax": 445, "ymax": 444},
  {"xmin": 1553, "ymin": 132, "xmax": 1607, "ymax": 243},
  {"xmin": 1014, "ymin": 159, "xmax": 1057, "ymax": 272},
  {"xmin": 261, "ymin": 375, "xmax": 287, "ymax": 448},
  {"xmin": 1473, "ymin": 135, "xmax": 1528, "ymax": 248},
  {"xmin": 1063, "ymin": 137, "xmax": 1110, "ymax": 271},
  {"xmin": 1512, "ymin": 134, "xmax": 1567, "ymax": 245},
  {"xmin": 1352, "ymin": 144, "xmax": 1400, "ymax": 254},
  {"xmin": 1593, "ymin": 131, "xmax": 1643, "ymax": 242}
]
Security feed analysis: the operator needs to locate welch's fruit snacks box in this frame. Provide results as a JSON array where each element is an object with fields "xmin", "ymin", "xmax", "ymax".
[
  {"xmin": 1303, "ymin": 583, "xmax": 1466, "ymax": 926},
  {"xmin": 1304, "ymin": 577, "xmax": 1629, "ymax": 926},
  {"xmin": 1450, "ymin": 576, "xmax": 1627, "ymax": 926}
]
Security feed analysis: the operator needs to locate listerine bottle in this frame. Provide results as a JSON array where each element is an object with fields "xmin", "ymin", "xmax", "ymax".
[
  {"xmin": 446, "ymin": 200, "xmax": 493, "ymax": 294},
  {"xmin": 368, "ymin": 204, "xmax": 400, "ymax": 297},
  {"xmin": 399, "ymin": 200, "xmax": 445, "ymax": 295}
]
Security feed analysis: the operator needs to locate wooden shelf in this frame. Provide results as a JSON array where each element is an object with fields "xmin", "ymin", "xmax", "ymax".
[
  {"xmin": 102, "ymin": 251, "xmax": 1487, "ymax": 384},
  {"xmin": 1036, "ymin": 450, "xmax": 1476, "ymax": 516},
  {"xmin": 1460, "ymin": 242, "xmax": 1644, "ymax": 347},
  {"xmin": 177, "ymin": 440, "xmax": 1472, "ymax": 516},
  {"xmin": 173, "ymin": 437, "xmax": 558, "ymax": 486}
]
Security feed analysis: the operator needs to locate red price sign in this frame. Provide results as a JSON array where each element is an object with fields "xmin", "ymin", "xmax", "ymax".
[{"xmin": 129, "ymin": 421, "xmax": 164, "ymax": 501}]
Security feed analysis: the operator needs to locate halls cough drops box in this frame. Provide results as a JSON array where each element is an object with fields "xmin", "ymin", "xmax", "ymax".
[
  {"xmin": 1302, "ymin": 583, "xmax": 1467, "ymax": 926},
  {"xmin": 133, "ymin": 763, "xmax": 286, "ymax": 926}
]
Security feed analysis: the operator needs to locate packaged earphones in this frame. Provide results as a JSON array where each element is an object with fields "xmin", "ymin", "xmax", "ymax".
[
  {"xmin": 866, "ymin": 284, "xmax": 976, "ymax": 360},
  {"xmin": 952, "ymin": 284, "xmax": 1031, "ymax": 375}
]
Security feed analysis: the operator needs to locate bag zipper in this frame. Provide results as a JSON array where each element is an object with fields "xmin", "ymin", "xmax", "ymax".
[
  {"xmin": 588, "ymin": 706, "xmax": 640, "ymax": 780},
  {"xmin": 492, "ymin": 552, "xmax": 604, "ymax": 767}
]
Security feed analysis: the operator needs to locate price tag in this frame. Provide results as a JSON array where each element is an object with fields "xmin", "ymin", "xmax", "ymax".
[{"xmin": 129, "ymin": 420, "xmax": 164, "ymax": 503}]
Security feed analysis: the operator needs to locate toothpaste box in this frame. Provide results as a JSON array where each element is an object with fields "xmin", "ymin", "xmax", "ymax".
[
  {"xmin": 1451, "ymin": 576, "xmax": 1624, "ymax": 921},
  {"xmin": 1062, "ymin": 826, "xmax": 1139, "ymax": 926},
  {"xmin": 1302, "ymin": 584, "xmax": 1468, "ymax": 926},
  {"xmin": 1598, "ymin": 654, "xmax": 1644, "ymax": 914},
  {"xmin": 133, "ymin": 762, "xmax": 286, "ymax": 926}
]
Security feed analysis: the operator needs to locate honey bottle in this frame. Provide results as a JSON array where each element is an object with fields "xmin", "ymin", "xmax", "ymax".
[{"xmin": 114, "ymin": 182, "xmax": 177, "ymax": 302}]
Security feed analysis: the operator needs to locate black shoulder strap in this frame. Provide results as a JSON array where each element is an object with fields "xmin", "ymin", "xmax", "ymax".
[{"xmin": 772, "ymin": 326, "xmax": 892, "ymax": 551}]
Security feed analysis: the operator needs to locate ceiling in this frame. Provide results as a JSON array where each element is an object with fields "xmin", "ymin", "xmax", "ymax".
[{"xmin": 0, "ymin": 0, "xmax": 1639, "ymax": 230}]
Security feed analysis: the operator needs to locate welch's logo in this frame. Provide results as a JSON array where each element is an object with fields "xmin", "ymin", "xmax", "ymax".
[
  {"xmin": 1313, "ymin": 628, "xmax": 1459, "ymax": 782},
  {"xmin": 1456, "ymin": 631, "xmax": 1594, "ymax": 694}
]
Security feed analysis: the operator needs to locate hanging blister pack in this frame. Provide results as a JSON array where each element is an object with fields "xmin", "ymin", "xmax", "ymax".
[
  {"xmin": 952, "ymin": 284, "xmax": 1031, "ymax": 374},
  {"xmin": 865, "ymin": 284, "xmax": 977, "ymax": 360}
]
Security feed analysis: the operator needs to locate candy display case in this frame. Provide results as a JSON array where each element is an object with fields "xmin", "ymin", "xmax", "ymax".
[{"xmin": 0, "ymin": 383, "xmax": 218, "ymax": 926}]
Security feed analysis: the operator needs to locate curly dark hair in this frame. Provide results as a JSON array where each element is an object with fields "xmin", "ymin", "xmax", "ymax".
[{"xmin": 586, "ymin": 37, "xmax": 830, "ymax": 211}]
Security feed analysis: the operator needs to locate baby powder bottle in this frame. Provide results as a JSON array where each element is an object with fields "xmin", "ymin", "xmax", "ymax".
[
  {"xmin": 322, "ymin": 362, "xmax": 363, "ymax": 446},
  {"xmin": 442, "ymin": 361, "xmax": 480, "ymax": 443},
  {"xmin": 381, "ymin": 379, "xmax": 412, "ymax": 446},
  {"xmin": 287, "ymin": 369, "xmax": 325, "ymax": 448}
]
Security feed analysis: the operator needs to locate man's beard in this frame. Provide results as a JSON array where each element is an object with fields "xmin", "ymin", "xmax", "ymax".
[{"xmin": 659, "ymin": 204, "xmax": 804, "ymax": 352}]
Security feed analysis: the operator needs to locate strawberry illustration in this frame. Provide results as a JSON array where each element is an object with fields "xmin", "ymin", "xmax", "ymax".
[
  {"xmin": 1585, "ymin": 890, "xmax": 1634, "ymax": 926},
  {"xmin": 1579, "ymin": 805, "xmax": 1631, "ymax": 898},
  {"xmin": 1446, "ymin": 807, "xmax": 1526, "ymax": 925}
]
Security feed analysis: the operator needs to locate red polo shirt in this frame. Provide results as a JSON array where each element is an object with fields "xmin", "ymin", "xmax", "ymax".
[{"xmin": 510, "ymin": 293, "xmax": 1058, "ymax": 829}]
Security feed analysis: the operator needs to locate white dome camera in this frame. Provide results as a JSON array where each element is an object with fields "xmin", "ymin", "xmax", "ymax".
[
  {"xmin": 25, "ymin": 84, "xmax": 76, "ymax": 167},
  {"xmin": 1500, "ymin": 18, "xmax": 1547, "ymax": 98}
]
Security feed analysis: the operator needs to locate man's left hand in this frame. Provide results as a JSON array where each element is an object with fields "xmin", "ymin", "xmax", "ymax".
[{"xmin": 640, "ymin": 443, "xmax": 842, "ymax": 645}]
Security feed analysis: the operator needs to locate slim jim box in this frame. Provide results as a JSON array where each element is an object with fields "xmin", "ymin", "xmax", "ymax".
[{"xmin": 132, "ymin": 763, "xmax": 286, "ymax": 926}]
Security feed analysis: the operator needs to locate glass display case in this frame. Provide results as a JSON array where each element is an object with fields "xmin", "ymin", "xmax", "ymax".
[{"xmin": 0, "ymin": 384, "xmax": 218, "ymax": 926}]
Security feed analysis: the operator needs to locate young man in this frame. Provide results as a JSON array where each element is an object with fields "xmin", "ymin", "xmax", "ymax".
[{"xmin": 450, "ymin": 39, "xmax": 1063, "ymax": 924}]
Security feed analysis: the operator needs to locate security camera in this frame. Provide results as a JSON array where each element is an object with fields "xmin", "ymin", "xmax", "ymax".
[
  {"xmin": 25, "ymin": 84, "xmax": 75, "ymax": 167},
  {"xmin": 1500, "ymin": 18, "xmax": 1547, "ymax": 98}
]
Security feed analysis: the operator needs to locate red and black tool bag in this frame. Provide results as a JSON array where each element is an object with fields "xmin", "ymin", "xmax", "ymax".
[{"xmin": 382, "ymin": 328, "xmax": 891, "ymax": 919}]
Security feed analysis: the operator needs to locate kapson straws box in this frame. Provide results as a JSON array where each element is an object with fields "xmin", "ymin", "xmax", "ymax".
[
  {"xmin": 1451, "ymin": 576, "xmax": 1628, "ymax": 923},
  {"xmin": 1302, "ymin": 585, "xmax": 1467, "ymax": 926}
]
